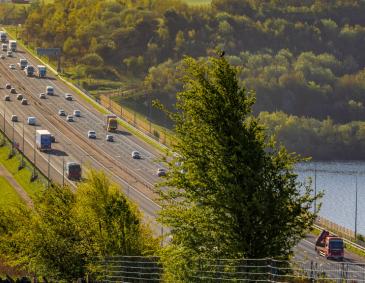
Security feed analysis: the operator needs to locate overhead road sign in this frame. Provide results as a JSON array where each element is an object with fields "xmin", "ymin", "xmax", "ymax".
[{"xmin": 36, "ymin": 48, "xmax": 61, "ymax": 57}]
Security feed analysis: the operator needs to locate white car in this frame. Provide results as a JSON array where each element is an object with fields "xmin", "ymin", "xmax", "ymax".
[
  {"xmin": 65, "ymin": 93, "xmax": 73, "ymax": 101},
  {"xmin": 66, "ymin": 115, "xmax": 74, "ymax": 122},
  {"xmin": 73, "ymin": 110, "xmax": 81, "ymax": 117},
  {"xmin": 9, "ymin": 64, "xmax": 15, "ymax": 69},
  {"xmin": 0, "ymin": 54, "xmax": 5, "ymax": 59},
  {"xmin": 88, "ymin": 130, "xmax": 96, "ymax": 139},
  {"xmin": 58, "ymin": 109, "xmax": 66, "ymax": 116},
  {"xmin": 106, "ymin": 134, "xmax": 114, "ymax": 142},
  {"xmin": 6, "ymin": 51, "xmax": 12, "ymax": 57},
  {"xmin": 27, "ymin": 116, "xmax": 36, "ymax": 125},
  {"xmin": 131, "ymin": 151, "xmax": 141, "ymax": 159},
  {"xmin": 39, "ymin": 93, "xmax": 46, "ymax": 99}
]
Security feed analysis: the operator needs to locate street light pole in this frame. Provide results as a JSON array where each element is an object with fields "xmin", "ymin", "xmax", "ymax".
[
  {"xmin": 314, "ymin": 164, "xmax": 317, "ymax": 214},
  {"xmin": 47, "ymin": 152, "xmax": 51, "ymax": 188},
  {"xmin": 355, "ymin": 174, "xmax": 358, "ymax": 239},
  {"xmin": 12, "ymin": 120, "xmax": 15, "ymax": 154},
  {"xmin": 62, "ymin": 156, "xmax": 65, "ymax": 187},
  {"xmin": 21, "ymin": 123, "xmax": 24, "ymax": 166},
  {"xmin": 33, "ymin": 127, "xmax": 37, "ymax": 178}
]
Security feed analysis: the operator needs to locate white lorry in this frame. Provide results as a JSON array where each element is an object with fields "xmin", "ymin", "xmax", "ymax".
[
  {"xmin": 18, "ymin": 58, "xmax": 28, "ymax": 70},
  {"xmin": 8, "ymin": 40, "xmax": 16, "ymax": 52}
]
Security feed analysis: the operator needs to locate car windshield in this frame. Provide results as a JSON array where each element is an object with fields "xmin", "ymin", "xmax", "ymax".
[{"xmin": 329, "ymin": 240, "xmax": 343, "ymax": 249}]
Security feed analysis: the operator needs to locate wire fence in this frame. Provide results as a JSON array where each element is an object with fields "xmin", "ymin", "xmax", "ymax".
[{"xmin": 94, "ymin": 256, "xmax": 365, "ymax": 282}]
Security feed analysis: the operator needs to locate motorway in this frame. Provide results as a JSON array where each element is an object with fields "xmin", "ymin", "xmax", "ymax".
[
  {"xmin": 0, "ymin": 43, "xmax": 164, "ymax": 231},
  {"xmin": 1, "ymin": 36, "xmax": 365, "ymax": 279}
]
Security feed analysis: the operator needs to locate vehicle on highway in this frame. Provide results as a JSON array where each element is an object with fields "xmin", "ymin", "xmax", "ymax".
[
  {"xmin": 58, "ymin": 109, "xmax": 66, "ymax": 116},
  {"xmin": 46, "ymin": 86, "xmax": 54, "ymax": 96},
  {"xmin": 4, "ymin": 95, "xmax": 10, "ymax": 101},
  {"xmin": 21, "ymin": 98, "xmax": 28, "ymax": 105},
  {"xmin": 51, "ymin": 135, "xmax": 56, "ymax": 143},
  {"xmin": 36, "ymin": 129, "xmax": 52, "ymax": 151},
  {"xmin": 1, "ymin": 44, "xmax": 7, "ymax": 52},
  {"xmin": 65, "ymin": 162, "xmax": 82, "ymax": 180},
  {"xmin": 11, "ymin": 115, "xmax": 18, "ymax": 122},
  {"xmin": 65, "ymin": 93, "xmax": 73, "ymax": 101},
  {"xmin": 37, "ymin": 65, "xmax": 46, "ymax": 78},
  {"xmin": 39, "ymin": 93, "xmax": 46, "ymax": 99},
  {"xmin": 0, "ymin": 54, "xmax": 5, "ymax": 59},
  {"xmin": 27, "ymin": 116, "xmax": 36, "ymax": 125},
  {"xmin": 104, "ymin": 114, "xmax": 118, "ymax": 132},
  {"xmin": 66, "ymin": 115, "xmax": 74, "ymax": 122},
  {"xmin": 315, "ymin": 230, "xmax": 344, "ymax": 261},
  {"xmin": 73, "ymin": 110, "xmax": 81, "ymax": 117},
  {"xmin": 9, "ymin": 64, "xmax": 15, "ymax": 69},
  {"xmin": 131, "ymin": 151, "xmax": 141, "ymax": 159},
  {"xmin": 88, "ymin": 130, "xmax": 96, "ymax": 139},
  {"xmin": 0, "ymin": 31, "xmax": 6, "ymax": 43},
  {"xmin": 5, "ymin": 83, "xmax": 11, "ymax": 89},
  {"xmin": 106, "ymin": 134, "xmax": 114, "ymax": 142},
  {"xmin": 24, "ymin": 65, "xmax": 35, "ymax": 76},
  {"xmin": 6, "ymin": 50, "xmax": 12, "ymax": 57},
  {"xmin": 8, "ymin": 40, "xmax": 16, "ymax": 52},
  {"xmin": 157, "ymin": 168, "xmax": 167, "ymax": 177},
  {"xmin": 10, "ymin": 87, "xmax": 16, "ymax": 94},
  {"xmin": 18, "ymin": 58, "xmax": 28, "ymax": 70},
  {"xmin": 16, "ymin": 94, "xmax": 23, "ymax": 100}
]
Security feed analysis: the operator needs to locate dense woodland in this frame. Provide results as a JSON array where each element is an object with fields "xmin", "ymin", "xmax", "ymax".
[{"xmin": 3, "ymin": 0, "xmax": 365, "ymax": 159}]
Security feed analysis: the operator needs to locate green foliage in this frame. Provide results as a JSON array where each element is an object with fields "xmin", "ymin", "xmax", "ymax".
[
  {"xmin": 18, "ymin": 0, "xmax": 365, "ymax": 158},
  {"xmin": 158, "ymin": 55, "xmax": 318, "ymax": 281},
  {"xmin": 0, "ymin": 169, "xmax": 157, "ymax": 280}
]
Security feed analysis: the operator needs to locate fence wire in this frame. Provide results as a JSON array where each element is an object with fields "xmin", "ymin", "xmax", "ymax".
[{"xmin": 95, "ymin": 256, "xmax": 365, "ymax": 282}]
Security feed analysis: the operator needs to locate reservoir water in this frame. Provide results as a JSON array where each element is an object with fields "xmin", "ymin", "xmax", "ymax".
[{"xmin": 296, "ymin": 162, "xmax": 365, "ymax": 236}]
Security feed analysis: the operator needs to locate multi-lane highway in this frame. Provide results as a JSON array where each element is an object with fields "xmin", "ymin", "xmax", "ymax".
[{"xmin": 0, "ymin": 40, "xmax": 164, "ymax": 230}]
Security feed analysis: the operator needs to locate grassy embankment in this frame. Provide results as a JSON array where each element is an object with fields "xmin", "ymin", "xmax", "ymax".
[
  {"xmin": 0, "ymin": 141, "xmax": 44, "ymax": 201},
  {"xmin": 0, "ymin": 176, "xmax": 22, "ymax": 207}
]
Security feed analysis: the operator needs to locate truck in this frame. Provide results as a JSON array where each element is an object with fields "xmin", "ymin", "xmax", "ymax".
[
  {"xmin": 315, "ymin": 230, "xmax": 344, "ymax": 261},
  {"xmin": 1, "ymin": 44, "xmax": 7, "ymax": 51},
  {"xmin": 35, "ymin": 130, "xmax": 52, "ymax": 151},
  {"xmin": 65, "ymin": 162, "xmax": 82, "ymax": 180},
  {"xmin": 37, "ymin": 65, "xmax": 47, "ymax": 78},
  {"xmin": 104, "ymin": 114, "xmax": 118, "ymax": 132},
  {"xmin": 24, "ymin": 65, "xmax": 34, "ymax": 76},
  {"xmin": 8, "ymin": 40, "xmax": 16, "ymax": 52},
  {"xmin": 0, "ymin": 31, "xmax": 6, "ymax": 43},
  {"xmin": 18, "ymin": 58, "xmax": 28, "ymax": 70}
]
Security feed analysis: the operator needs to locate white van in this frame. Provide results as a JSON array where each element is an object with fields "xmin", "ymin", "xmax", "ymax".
[{"xmin": 27, "ymin": 116, "xmax": 36, "ymax": 125}]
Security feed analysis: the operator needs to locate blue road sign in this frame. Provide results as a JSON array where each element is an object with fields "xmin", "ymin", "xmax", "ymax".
[{"xmin": 36, "ymin": 48, "xmax": 61, "ymax": 57}]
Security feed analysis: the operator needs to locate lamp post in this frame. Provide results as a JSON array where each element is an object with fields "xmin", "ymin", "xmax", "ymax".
[
  {"xmin": 12, "ymin": 120, "xmax": 15, "ymax": 154},
  {"xmin": 32, "ymin": 127, "xmax": 37, "ymax": 179},
  {"xmin": 47, "ymin": 151, "xmax": 51, "ymax": 188},
  {"xmin": 355, "ymin": 174, "xmax": 358, "ymax": 239},
  {"xmin": 314, "ymin": 164, "xmax": 317, "ymax": 214},
  {"xmin": 62, "ymin": 156, "xmax": 65, "ymax": 187}
]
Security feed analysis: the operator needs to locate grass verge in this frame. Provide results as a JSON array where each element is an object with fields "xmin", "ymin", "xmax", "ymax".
[
  {"xmin": 0, "ymin": 143, "xmax": 44, "ymax": 200},
  {"xmin": 0, "ymin": 176, "xmax": 23, "ymax": 207}
]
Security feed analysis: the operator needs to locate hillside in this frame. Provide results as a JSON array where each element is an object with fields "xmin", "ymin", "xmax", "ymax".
[{"xmin": 8, "ymin": 0, "xmax": 365, "ymax": 160}]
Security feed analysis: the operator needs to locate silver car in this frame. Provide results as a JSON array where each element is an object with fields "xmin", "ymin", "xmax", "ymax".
[{"xmin": 131, "ymin": 151, "xmax": 141, "ymax": 159}]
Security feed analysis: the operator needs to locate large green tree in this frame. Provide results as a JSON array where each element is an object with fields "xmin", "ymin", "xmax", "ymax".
[{"xmin": 158, "ymin": 55, "xmax": 319, "ymax": 280}]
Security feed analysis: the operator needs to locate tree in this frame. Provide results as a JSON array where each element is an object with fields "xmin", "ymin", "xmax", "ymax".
[
  {"xmin": 158, "ymin": 54, "xmax": 319, "ymax": 280},
  {"xmin": 0, "ymin": 170, "xmax": 157, "ymax": 281}
]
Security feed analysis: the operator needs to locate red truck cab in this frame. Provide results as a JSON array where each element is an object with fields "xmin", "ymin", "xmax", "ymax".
[{"xmin": 315, "ymin": 230, "xmax": 344, "ymax": 261}]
